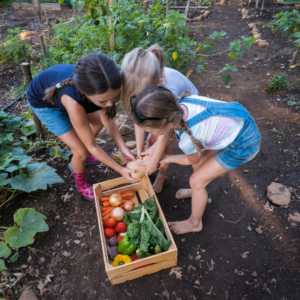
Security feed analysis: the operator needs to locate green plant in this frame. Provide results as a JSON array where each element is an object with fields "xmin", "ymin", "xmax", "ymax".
[
  {"xmin": 288, "ymin": 101, "xmax": 300, "ymax": 106},
  {"xmin": 0, "ymin": 0, "xmax": 10, "ymax": 8},
  {"xmin": 270, "ymin": 10, "xmax": 300, "ymax": 45},
  {"xmin": 0, "ymin": 28, "xmax": 32, "ymax": 64},
  {"xmin": 49, "ymin": 146, "xmax": 73, "ymax": 160},
  {"xmin": 264, "ymin": 73, "xmax": 289, "ymax": 94},
  {"xmin": 0, "ymin": 110, "xmax": 64, "ymax": 208},
  {"xmin": 264, "ymin": 23, "xmax": 278, "ymax": 34},
  {"xmin": 0, "ymin": 208, "xmax": 49, "ymax": 269}
]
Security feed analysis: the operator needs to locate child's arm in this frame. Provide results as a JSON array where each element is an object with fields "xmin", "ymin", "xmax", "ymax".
[
  {"xmin": 100, "ymin": 109, "xmax": 135, "ymax": 162},
  {"xmin": 135, "ymin": 124, "xmax": 146, "ymax": 159},
  {"xmin": 160, "ymin": 153, "xmax": 200, "ymax": 167},
  {"xmin": 63, "ymin": 98, "xmax": 138, "ymax": 182}
]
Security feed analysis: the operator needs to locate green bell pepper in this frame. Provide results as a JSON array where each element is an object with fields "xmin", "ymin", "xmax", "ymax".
[{"xmin": 117, "ymin": 235, "xmax": 136, "ymax": 255}]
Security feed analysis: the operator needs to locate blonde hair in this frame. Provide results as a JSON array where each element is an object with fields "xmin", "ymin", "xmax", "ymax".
[
  {"xmin": 131, "ymin": 86, "xmax": 204, "ymax": 155},
  {"xmin": 121, "ymin": 45, "xmax": 166, "ymax": 114}
]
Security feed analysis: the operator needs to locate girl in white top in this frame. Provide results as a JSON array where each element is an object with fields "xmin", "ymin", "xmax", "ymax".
[{"xmin": 121, "ymin": 45, "xmax": 198, "ymax": 193}]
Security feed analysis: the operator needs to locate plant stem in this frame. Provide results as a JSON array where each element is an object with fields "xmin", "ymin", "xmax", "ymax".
[
  {"xmin": 0, "ymin": 227, "xmax": 10, "ymax": 229},
  {"xmin": 0, "ymin": 190, "xmax": 19, "ymax": 209}
]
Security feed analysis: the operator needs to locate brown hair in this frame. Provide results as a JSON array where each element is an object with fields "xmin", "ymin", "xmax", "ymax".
[
  {"xmin": 121, "ymin": 45, "xmax": 166, "ymax": 114},
  {"xmin": 131, "ymin": 86, "xmax": 204, "ymax": 154},
  {"xmin": 44, "ymin": 53, "xmax": 121, "ymax": 119}
]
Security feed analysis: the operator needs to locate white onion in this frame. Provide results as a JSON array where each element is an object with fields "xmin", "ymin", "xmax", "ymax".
[
  {"xmin": 111, "ymin": 207, "xmax": 124, "ymax": 221},
  {"xmin": 123, "ymin": 200, "xmax": 134, "ymax": 212}
]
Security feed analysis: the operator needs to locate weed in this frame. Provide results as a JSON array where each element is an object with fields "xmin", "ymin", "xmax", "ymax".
[
  {"xmin": 288, "ymin": 101, "xmax": 300, "ymax": 106},
  {"xmin": 264, "ymin": 23, "xmax": 278, "ymax": 34},
  {"xmin": 265, "ymin": 119, "xmax": 273, "ymax": 125},
  {"xmin": 264, "ymin": 73, "xmax": 289, "ymax": 94}
]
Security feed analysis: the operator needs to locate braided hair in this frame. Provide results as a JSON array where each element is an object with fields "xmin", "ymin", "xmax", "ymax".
[
  {"xmin": 131, "ymin": 86, "xmax": 204, "ymax": 155},
  {"xmin": 44, "ymin": 53, "xmax": 121, "ymax": 119}
]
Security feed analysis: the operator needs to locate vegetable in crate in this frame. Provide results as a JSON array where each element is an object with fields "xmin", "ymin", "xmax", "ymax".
[
  {"xmin": 111, "ymin": 207, "xmax": 124, "ymax": 221},
  {"xmin": 115, "ymin": 222, "xmax": 127, "ymax": 233},
  {"xmin": 132, "ymin": 257, "xmax": 151, "ymax": 269},
  {"xmin": 109, "ymin": 194, "xmax": 122, "ymax": 206},
  {"xmin": 104, "ymin": 228, "xmax": 116, "ymax": 238},
  {"xmin": 117, "ymin": 234, "xmax": 137, "ymax": 255},
  {"xmin": 103, "ymin": 217, "xmax": 117, "ymax": 228},
  {"xmin": 123, "ymin": 196, "xmax": 172, "ymax": 254},
  {"xmin": 111, "ymin": 254, "xmax": 132, "ymax": 267},
  {"xmin": 107, "ymin": 246, "xmax": 118, "ymax": 260}
]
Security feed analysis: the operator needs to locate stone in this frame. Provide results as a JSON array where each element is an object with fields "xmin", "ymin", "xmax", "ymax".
[
  {"xmin": 203, "ymin": 11, "xmax": 211, "ymax": 19},
  {"xmin": 248, "ymin": 23, "xmax": 255, "ymax": 29},
  {"xmin": 125, "ymin": 140, "xmax": 136, "ymax": 149},
  {"xmin": 20, "ymin": 290, "xmax": 38, "ymax": 300},
  {"xmin": 253, "ymin": 33, "xmax": 261, "ymax": 40},
  {"xmin": 258, "ymin": 40, "xmax": 268, "ymax": 48},
  {"xmin": 288, "ymin": 187, "xmax": 294, "ymax": 193},
  {"xmin": 267, "ymin": 182, "xmax": 291, "ymax": 206},
  {"xmin": 219, "ymin": 0, "xmax": 226, "ymax": 5},
  {"xmin": 111, "ymin": 152, "xmax": 127, "ymax": 166},
  {"xmin": 130, "ymin": 148, "xmax": 137, "ymax": 156},
  {"xmin": 119, "ymin": 124, "xmax": 134, "ymax": 136},
  {"xmin": 255, "ymin": 228, "xmax": 263, "ymax": 235}
]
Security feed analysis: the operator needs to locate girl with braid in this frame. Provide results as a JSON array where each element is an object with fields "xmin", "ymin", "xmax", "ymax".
[
  {"xmin": 27, "ymin": 53, "xmax": 139, "ymax": 201},
  {"xmin": 130, "ymin": 86, "xmax": 261, "ymax": 235},
  {"xmin": 121, "ymin": 45, "xmax": 198, "ymax": 193}
]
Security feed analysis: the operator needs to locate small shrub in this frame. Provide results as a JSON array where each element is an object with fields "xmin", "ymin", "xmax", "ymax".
[
  {"xmin": 264, "ymin": 73, "xmax": 289, "ymax": 94},
  {"xmin": 0, "ymin": 28, "xmax": 32, "ymax": 64}
]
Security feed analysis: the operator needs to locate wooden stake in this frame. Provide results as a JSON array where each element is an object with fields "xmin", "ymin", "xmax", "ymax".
[
  {"xmin": 109, "ymin": 15, "xmax": 115, "ymax": 49},
  {"xmin": 20, "ymin": 63, "xmax": 45, "ymax": 140},
  {"xmin": 39, "ymin": 35, "xmax": 46, "ymax": 57},
  {"xmin": 263, "ymin": 43, "xmax": 269, "ymax": 61},
  {"xmin": 143, "ymin": 1, "xmax": 148, "ymax": 15},
  {"xmin": 44, "ymin": 9, "xmax": 49, "ymax": 24},
  {"xmin": 260, "ymin": 0, "xmax": 265, "ymax": 16},
  {"xmin": 291, "ymin": 46, "xmax": 300, "ymax": 66},
  {"xmin": 166, "ymin": 0, "xmax": 170, "ymax": 16},
  {"xmin": 255, "ymin": 0, "xmax": 259, "ymax": 8},
  {"xmin": 184, "ymin": 0, "xmax": 191, "ymax": 26}
]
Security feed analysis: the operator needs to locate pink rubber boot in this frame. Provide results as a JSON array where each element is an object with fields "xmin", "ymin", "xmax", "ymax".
[
  {"xmin": 86, "ymin": 154, "xmax": 100, "ymax": 166},
  {"xmin": 68, "ymin": 163, "xmax": 94, "ymax": 201}
]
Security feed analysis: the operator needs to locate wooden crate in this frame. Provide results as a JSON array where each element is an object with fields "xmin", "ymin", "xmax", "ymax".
[{"xmin": 94, "ymin": 176, "xmax": 178, "ymax": 285}]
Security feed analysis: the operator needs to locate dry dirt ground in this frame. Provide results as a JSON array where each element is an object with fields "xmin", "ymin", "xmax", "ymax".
[{"xmin": 1, "ymin": 1, "xmax": 300, "ymax": 300}]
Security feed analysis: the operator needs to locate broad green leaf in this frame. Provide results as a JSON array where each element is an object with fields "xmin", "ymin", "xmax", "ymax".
[
  {"xmin": 229, "ymin": 50, "xmax": 238, "ymax": 60},
  {"xmin": 115, "ymin": 36, "xmax": 125, "ymax": 46},
  {"xmin": 199, "ymin": 55, "xmax": 207, "ymax": 62},
  {"xmin": 5, "ymin": 227, "xmax": 34, "ymax": 247},
  {"xmin": 77, "ymin": 1, "xmax": 85, "ymax": 11},
  {"xmin": 8, "ymin": 252, "xmax": 19, "ymax": 263},
  {"xmin": 19, "ymin": 157, "xmax": 32, "ymax": 168},
  {"xmin": 0, "ymin": 259, "xmax": 4, "ymax": 270},
  {"xmin": 59, "ymin": 0, "xmax": 64, "ymax": 4},
  {"xmin": 222, "ymin": 74, "xmax": 231, "ymax": 85},
  {"xmin": 0, "ymin": 172, "xmax": 11, "ymax": 186},
  {"xmin": 196, "ymin": 65, "xmax": 205, "ymax": 73},
  {"xmin": 294, "ymin": 32, "xmax": 300, "ymax": 37},
  {"xmin": 5, "ymin": 165, "xmax": 19, "ymax": 172},
  {"xmin": 0, "ymin": 242, "xmax": 11, "ymax": 259},
  {"xmin": 49, "ymin": 147, "xmax": 72, "ymax": 160},
  {"xmin": 172, "ymin": 52, "xmax": 179, "ymax": 61},
  {"xmin": 10, "ymin": 162, "xmax": 64, "ymax": 193},
  {"xmin": 0, "ymin": 110, "xmax": 8, "ymax": 118},
  {"xmin": 204, "ymin": 45, "xmax": 212, "ymax": 53}
]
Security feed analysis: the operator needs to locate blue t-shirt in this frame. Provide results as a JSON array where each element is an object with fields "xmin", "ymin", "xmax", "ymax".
[{"xmin": 27, "ymin": 64, "xmax": 102, "ymax": 114}]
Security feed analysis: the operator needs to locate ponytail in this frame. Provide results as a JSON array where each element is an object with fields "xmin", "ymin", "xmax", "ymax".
[{"xmin": 44, "ymin": 78, "xmax": 74, "ymax": 104}]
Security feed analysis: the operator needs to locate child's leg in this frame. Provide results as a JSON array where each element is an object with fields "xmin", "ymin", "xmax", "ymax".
[
  {"xmin": 87, "ymin": 111, "xmax": 104, "ymax": 138},
  {"xmin": 175, "ymin": 150, "xmax": 220, "ymax": 199},
  {"xmin": 169, "ymin": 156, "xmax": 229, "ymax": 235},
  {"xmin": 146, "ymin": 132, "xmax": 175, "ymax": 193},
  {"xmin": 58, "ymin": 129, "xmax": 89, "ymax": 173}
]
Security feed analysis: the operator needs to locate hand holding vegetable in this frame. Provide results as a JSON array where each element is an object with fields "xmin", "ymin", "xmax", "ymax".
[{"xmin": 119, "ymin": 167, "xmax": 140, "ymax": 183}]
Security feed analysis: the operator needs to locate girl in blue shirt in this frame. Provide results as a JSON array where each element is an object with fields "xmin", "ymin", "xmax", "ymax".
[{"xmin": 27, "ymin": 53, "xmax": 138, "ymax": 200}]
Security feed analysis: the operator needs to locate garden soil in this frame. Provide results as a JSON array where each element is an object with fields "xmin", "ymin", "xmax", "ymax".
[{"xmin": 1, "ymin": 1, "xmax": 300, "ymax": 299}]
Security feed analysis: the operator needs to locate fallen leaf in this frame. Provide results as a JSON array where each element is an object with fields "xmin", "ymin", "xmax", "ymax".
[
  {"xmin": 207, "ymin": 259, "xmax": 215, "ymax": 271},
  {"xmin": 290, "ymin": 65, "xmax": 296, "ymax": 68},
  {"xmin": 247, "ymin": 224, "xmax": 252, "ymax": 231},
  {"xmin": 243, "ymin": 169, "xmax": 249, "ymax": 173},
  {"xmin": 162, "ymin": 289, "xmax": 170, "ymax": 299},
  {"xmin": 62, "ymin": 251, "xmax": 69, "ymax": 257},
  {"xmin": 74, "ymin": 240, "xmax": 81, "ymax": 244},
  {"xmin": 189, "ymin": 254, "xmax": 194, "ymax": 260},
  {"xmin": 55, "ymin": 215, "xmax": 62, "ymax": 222},
  {"xmin": 89, "ymin": 225, "xmax": 96, "ymax": 231},
  {"xmin": 251, "ymin": 271, "xmax": 258, "ymax": 277},
  {"xmin": 195, "ymin": 255, "xmax": 201, "ymax": 261},
  {"xmin": 206, "ymin": 286, "xmax": 213, "ymax": 295},
  {"xmin": 194, "ymin": 280, "xmax": 200, "ymax": 285},
  {"xmin": 21, "ymin": 264, "xmax": 28, "ymax": 268},
  {"xmin": 241, "ymin": 251, "xmax": 249, "ymax": 258},
  {"xmin": 61, "ymin": 192, "xmax": 74, "ymax": 202},
  {"xmin": 220, "ymin": 214, "xmax": 224, "ymax": 219},
  {"xmin": 46, "ymin": 274, "xmax": 54, "ymax": 283},
  {"xmin": 39, "ymin": 257, "xmax": 45, "ymax": 264},
  {"xmin": 169, "ymin": 267, "xmax": 182, "ymax": 280},
  {"xmin": 235, "ymin": 269, "xmax": 244, "ymax": 276},
  {"xmin": 38, "ymin": 280, "xmax": 48, "ymax": 297},
  {"xmin": 188, "ymin": 264, "xmax": 196, "ymax": 273}
]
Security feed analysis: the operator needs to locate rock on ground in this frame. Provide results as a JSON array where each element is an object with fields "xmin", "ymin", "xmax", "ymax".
[
  {"xmin": 20, "ymin": 290, "xmax": 38, "ymax": 300},
  {"xmin": 111, "ymin": 152, "xmax": 127, "ymax": 165},
  {"xmin": 267, "ymin": 182, "xmax": 291, "ymax": 206},
  {"xmin": 119, "ymin": 124, "xmax": 135, "ymax": 136},
  {"xmin": 255, "ymin": 228, "xmax": 263, "ymax": 234},
  {"xmin": 125, "ymin": 140, "xmax": 136, "ymax": 149}
]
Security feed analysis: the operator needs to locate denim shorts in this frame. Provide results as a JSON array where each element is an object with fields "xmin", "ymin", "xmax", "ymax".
[
  {"xmin": 215, "ymin": 117, "xmax": 261, "ymax": 170},
  {"xmin": 28, "ymin": 102, "xmax": 73, "ymax": 136}
]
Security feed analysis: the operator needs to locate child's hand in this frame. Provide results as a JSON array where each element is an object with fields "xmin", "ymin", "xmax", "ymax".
[
  {"xmin": 121, "ymin": 147, "xmax": 136, "ymax": 163},
  {"xmin": 120, "ymin": 167, "xmax": 140, "ymax": 183},
  {"xmin": 138, "ymin": 159, "xmax": 158, "ymax": 176},
  {"xmin": 158, "ymin": 155, "xmax": 170, "ymax": 169}
]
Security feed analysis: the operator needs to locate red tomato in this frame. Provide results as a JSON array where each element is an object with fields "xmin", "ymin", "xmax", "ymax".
[
  {"xmin": 117, "ymin": 234, "xmax": 124, "ymax": 243},
  {"xmin": 104, "ymin": 228, "xmax": 116, "ymax": 238},
  {"xmin": 115, "ymin": 222, "xmax": 127, "ymax": 233},
  {"xmin": 103, "ymin": 217, "xmax": 117, "ymax": 229}
]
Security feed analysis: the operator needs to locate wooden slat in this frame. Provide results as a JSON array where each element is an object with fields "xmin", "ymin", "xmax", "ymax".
[{"xmin": 110, "ymin": 258, "xmax": 177, "ymax": 285}]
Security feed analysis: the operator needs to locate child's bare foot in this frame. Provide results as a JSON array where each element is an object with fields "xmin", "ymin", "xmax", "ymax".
[
  {"xmin": 153, "ymin": 173, "xmax": 165, "ymax": 193},
  {"xmin": 168, "ymin": 219, "xmax": 203, "ymax": 235},
  {"xmin": 175, "ymin": 189, "xmax": 192, "ymax": 199}
]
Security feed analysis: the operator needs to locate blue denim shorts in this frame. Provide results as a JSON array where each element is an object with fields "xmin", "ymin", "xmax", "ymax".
[
  {"xmin": 28, "ymin": 102, "xmax": 73, "ymax": 136},
  {"xmin": 215, "ymin": 117, "xmax": 261, "ymax": 170}
]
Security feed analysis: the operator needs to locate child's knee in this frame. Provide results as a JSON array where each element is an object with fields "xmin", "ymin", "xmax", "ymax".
[
  {"xmin": 73, "ymin": 148, "xmax": 89, "ymax": 161},
  {"xmin": 189, "ymin": 173, "xmax": 204, "ymax": 189}
]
